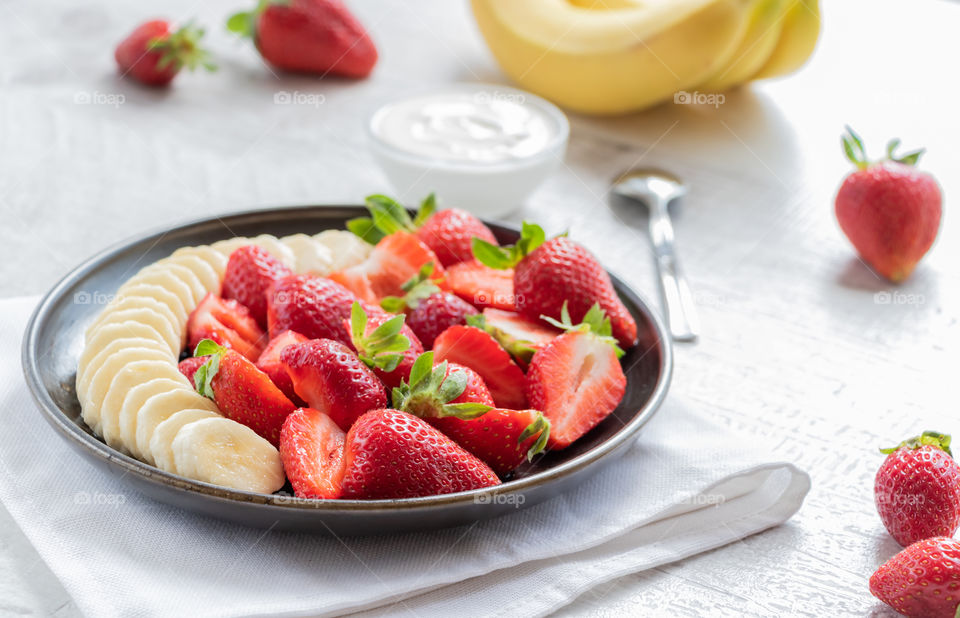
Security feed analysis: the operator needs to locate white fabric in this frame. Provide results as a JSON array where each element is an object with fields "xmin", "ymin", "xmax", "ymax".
[{"xmin": 0, "ymin": 295, "xmax": 809, "ymax": 617}]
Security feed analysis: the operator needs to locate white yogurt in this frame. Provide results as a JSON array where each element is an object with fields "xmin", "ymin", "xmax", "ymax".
[{"xmin": 367, "ymin": 84, "xmax": 569, "ymax": 217}]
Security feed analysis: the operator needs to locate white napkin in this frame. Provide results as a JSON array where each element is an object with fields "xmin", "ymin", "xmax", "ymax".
[{"xmin": 0, "ymin": 295, "xmax": 809, "ymax": 618}]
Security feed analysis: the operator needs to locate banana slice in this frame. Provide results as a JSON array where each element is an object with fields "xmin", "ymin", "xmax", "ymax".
[
  {"xmin": 161, "ymin": 254, "xmax": 221, "ymax": 296},
  {"xmin": 137, "ymin": 262, "xmax": 207, "ymax": 306},
  {"xmin": 150, "ymin": 409, "xmax": 220, "ymax": 473},
  {"xmin": 78, "ymin": 322, "xmax": 173, "ymax": 400},
  {"xmin": 281, "ymin": 233, "xmax": 334, "ymax": 275},
  {"xmin": 136, "ymin": 388, "xmax": 219, "ymax": 464},
  {"xmin": 99, "ymin": 359, "xmax": 191, "ymax": 452},
  {"xmin": 118, "ymin": 268, "xmax": 198, "ymax": 320},
  {"xmin": 88, "ymin": 307, "xmax": 181, "ymax": 356},
  {"xmin": 210, "ymin": 237, "xmax": 254, "ymax": 260},
  {"xmin": 171, "ymin": 245, "xmax": 228, "ymax": 279},
  {"xmin": 251, "ymin": 234, "xmax": 296, "ymax": 267},
  {"xmin": 314, "ymin": 230, "xmax": 373, "ymax": 271},
  {"xmin": 82, "ymin": 350, "xmax": 173, "ymax": 435},
  {"xmin": 85, "ymin": 294, "xmax": 181, "ymax": 345},
  {"xmin": 172, "ymin": 417, "xmax": 285, "ymax": 494},
  {"xmin": 119, "ymin": 377, "xmax": 193, "ymax": 460},
  {"xmin": 114, "ymin": 283, "xmax": 189, "ymax": 330},
  {"xmin": 77, "ymin": 336, "xmax": 172, "ymax": 400}
]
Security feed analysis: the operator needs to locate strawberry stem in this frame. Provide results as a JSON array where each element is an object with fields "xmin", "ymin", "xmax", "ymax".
[
  {"xmin": 472, "ymin": 221, "xmax": 546, "ymax": 270},
  {"xmin": 392, "ymin": 351, "xmax": 492, "ymax": 420},
  {"xmin": 841, "ymin": 125, "xmax": 925, "ymax": 170},
  {"xmin": 879, "ymin": 431, "xmax": 952, "ymax": 456},
  {"xmin": 518, "ymin": 413, "xmax": 551, "ymax": 460},
  {"xmin": 380, "ymin": 262, "xmax": 440, "ymax": 313},
  {"xmin": 349, "ymin": 193, "xmax": 436, "ymax": 245},
  {"xmin": 191, "ymin": 339, "xmax": 227, "ymax": 400},
  {"xmin": 349, "ymin": 302, "xmax": 410, "ymax": 372},
  {"xmin": 150, "ymin": 22, "xmax": 217, "ymax": 72},
  {"xmin": 541, "ymin": 302, "xmax": 624, "ymax": 358}
]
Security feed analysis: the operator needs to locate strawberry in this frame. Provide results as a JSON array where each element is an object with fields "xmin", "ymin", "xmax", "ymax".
[
  {"xmin": 342, "ymin": 302, "xmax": 422, "ymax": 390},
  {"xmin": 393, "ymin": 352, "xmax": 549, "ymax": 475},
  {"xmin": 115, "ymin": 20, "xmax": 215, "ymax": 87},
  {"xmin": 177, "ymin": 356, "xmax": 206, "ymax": 383},
  {"xmin": 255, "ymin": 330, "xmax": 309, "ymax": 405},
  {"xmin": 380, "ymin": 263, "xmax": 479, "ymax": 348},
  {"xmin": 329, "ymin": 232, "xmax": 444, "ymax": 304},
  {"xmin": 466, "ymin": 308, "xmax": 560, "ymax": 369},
  {"xmin": 870, "ymin": 536, "xmax": 960, "ymax": 617},
  {"xmin": 473, "ymin": 223, "xmax": 638, "ymax": 348},
  {"xmin": 433, "ymin": 325, "xmax": 527, "ymax": 409},
  {"xmin": 192, "ymin": 339, "xmax": 296, "ymax": 445},
  {"xmin": 279, "ymin": 407, "xmax": 346, "ymax": 499},
  {"xmin": 874, "ymin": 431, "xmax": 960, "ymax": 547},
  {"xmin": 187, "ymin": 292, "xmax": 266, "ymax": 362},
  {"xmin": 227, "ymin": 0, "xmax": 377, "ymax": 78},
  {"xmin": 444, "ymin": 260, "xmax": 516, "ymax": 310},
  {"xmin": 525, "ymin": 304, "xmax": 626, "ymax": 449},
  {"xmin": 348, "ymin": 194, "xmax": 498, "ymax": 267},
  {"xmin": 340, "ymin": 408, "xmax": 501, "ymax": 499},
  {"xmin": 835, "ymin": 127, "xmax": 942, "ymax": 282},
  {"xmin": 222, "ymin": 245, "xmax": 293, "ymax": 329},
  {"xmin": 266, "ymin": 274, "xmax": 361, "ymax": 344}
]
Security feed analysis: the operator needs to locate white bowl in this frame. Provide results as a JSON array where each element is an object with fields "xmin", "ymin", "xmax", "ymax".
[{"xmin": 367, "ymin": 84, "xmax": 569, "ymax": 219}]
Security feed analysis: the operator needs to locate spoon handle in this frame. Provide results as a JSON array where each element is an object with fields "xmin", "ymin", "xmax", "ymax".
[{"xmin": 648, "ymin": 207, "xmax": 699, "ymax": 342}]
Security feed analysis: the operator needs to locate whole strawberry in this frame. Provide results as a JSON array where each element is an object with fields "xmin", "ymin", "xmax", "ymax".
[
  {"xmin": 227, "ymin": 0, "xmax": 377, "ymax": 78},
  {"xmin": 473, "ymin": 223, "xmax": 637, "ymax": 348},
  {"xmin": 875, "ymin": 431, "xmax": 960, "ymax": 546},
  {"xmin": 836, "ymin": 126, "xmax": 942, "ymax": 282},
  {"xmin": 115, "ymin": 20, "xmax": 215, "ymax": 87},
  {"xmin": 870, "ymin": 536, "xmax": 960, "ymax": 617},
  {"xmin": 222, "ymin": 245, "xmax": 293, "ymax": 329},
  {"xmin": 267, "ymin": 274, "xmax": 362, "ymax": 344}
]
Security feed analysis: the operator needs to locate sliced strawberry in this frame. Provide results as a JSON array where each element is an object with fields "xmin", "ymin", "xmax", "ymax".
[
  {"xmin": 256, "ymin": 330, "xmax": 309, "ymax": 405},
  {"xmin": 469, "ymin": 308, "xmax": 561, "ymax": 369},
  {"xmin": 187, "ymin": 292, "xmax": 266, "ymax": 362},
  {"xmin": 342, "ymin": 302, "xmax": 422, "ymax": 390},
  {"xmin": 341, "ymin": 409, "xmax": 501, "ymax": 499},
  {"xmin": 524, "ymin": 306, "xmax": 626, "ymax": 449},
  {"xmin": 222, "ymin": 245, "xmax": 293, "ymax": 328},
  {"xmin": 193, "ymin": 339, "xmax": 296, "ymax": 446},
  {"xmin": 280, "ymin": 338, "xmax": 387, "ymax": 432},
  {"xmin": 329, "ymin": 231, "xmax": 444, "ymax": 304},
  {"xmin": 433, "ymin": 325, "xmax": 527, "ymax": 409},
  {"xmin": 178, "ymin": 356, "xmax": 207, "ymax": 383},
  {"xmin": 267, "ymin": 274, "xmax": 361, "ymax": 345},
  {"xmin": 443, "ymin": 260, "xmax": 515, "ymax": 310},
  {"xmin": 280, "ymin": 407, "xmax": 346, "ymax": 499}
]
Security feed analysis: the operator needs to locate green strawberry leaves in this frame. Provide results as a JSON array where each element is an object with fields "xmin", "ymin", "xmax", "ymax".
[
  {"xmin": 472, "ymin": 221, "xmax": 547, "ymax": 270},
  {"xmin": 880, "ymin": 431, "xmax": 953, "ymax": 457},
  {"xmin": 349, "ymin": 301, "xmax": 410, "ymax": 372},
  {"xmin": 349, "ymin": 193, "xmax": 436, "ymax": 245},
  {"xmin": 191, "ymin": 339, "xmax": 227, "ymax": 400},
  {"xmin": 392, "ymin": 351, "xmax": 492, "ymax": 420},
  {"xmin": 380, "ymin": 262, "xmax": 441, "ymax": 313},
  {"xmin": 518, "ymin": 413, "xmax": 551, "ymax": 461},
  {"xmin": 842, "ymin": 125, "xmax": 925, "ymax": 170},
  {"xmin": 150, "ymin": 22, "xmax": 217, "ymax": 72},
  {"xmin": 542, "ymin": 302, "xmax": 624, "ymax": 358},
  {"xmin": 465, "ymin": 314, "xmax": 539, "ymax": 365},
  {"xmin": 226, "ymin": 0, "xmax": 288, "ymax": 40}
]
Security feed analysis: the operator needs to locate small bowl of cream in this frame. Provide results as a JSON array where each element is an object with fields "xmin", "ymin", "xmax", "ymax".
[{"xmin": 367, "ymin": 84, "xmax": 569, "ymax": 218}]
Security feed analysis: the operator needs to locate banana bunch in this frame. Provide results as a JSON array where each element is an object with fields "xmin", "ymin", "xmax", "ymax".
[{"xmin": 471, "ymin": 0, "xmax": 820, "ymax": 115}]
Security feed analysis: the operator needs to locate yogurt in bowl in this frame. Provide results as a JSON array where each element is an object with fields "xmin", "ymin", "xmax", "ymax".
[{"xmin": 367, "ymin": 84, "xmax": 569, "ymax": 218}]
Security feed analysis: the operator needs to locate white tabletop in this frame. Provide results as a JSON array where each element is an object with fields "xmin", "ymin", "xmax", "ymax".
[{"xmin": 1, "ymin": 0, "xmax": 958, "ymax": 615}]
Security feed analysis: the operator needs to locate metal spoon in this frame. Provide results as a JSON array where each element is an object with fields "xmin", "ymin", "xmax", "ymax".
[{"xmin": 612, "ymin": 168, "xmax": 699, "ymax": 342}]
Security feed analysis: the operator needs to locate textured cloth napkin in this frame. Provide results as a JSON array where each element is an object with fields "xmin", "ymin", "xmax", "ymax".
[{"xmin": 0, "ymin": 295, "xmax": 809, "ymax": 617}]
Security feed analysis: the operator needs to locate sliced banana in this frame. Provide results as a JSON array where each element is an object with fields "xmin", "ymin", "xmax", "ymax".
[
  {"xmin": 119, "ymin": 377, "xmax": 193, "ymax": 460},
  {"xmin": 77, "ymin": 336, "xmax": 172, "ymax": 401},
  {"xmin": 251, "ymin": 234, "xmax": 296, "ymax": 267},
  {"xmin": 136, "ymin": 388, "xmax": 219, "ymax": 464},
  {"xmin": 118, "ymin": 268, "xmax": 197, "ymax": 320},
  {"xmin": 172, "ymin": 417, "xmax": 285, "ymax": 494},
  {"xmin": 210, "ymin": 237, "xmax": 254, "ymax": 260},
  {"xmin": 113, "ymin": 283, "xmax": 189, "ymax": 330},
  {"xmin": 161, "ymin": 254, "xmax": 221, "ymax": 296},
  {"xmin": 82, "ymin": 349, "xmax": 173, "ymax": 435},
  {"xmin": 78, "ymin": 322, "xmax": 173, "ymax": 400},
  {"xmin": 99, "ymin": 359, "xmax": 191, "ymax": 452},
  {"xmin": 150, "ymin": 409, "xmax": 220, "ymax": 473},
  {"xmin": 85, "ymin": 295, "xmax": 181, "ymax": 346},
  {"xmin": 171, "ymin": 245, "xmax": 228, "ymax": 279},
  {"xmin": 88, "ymin": 307, "xmax": 181, "ymax": 356},
  {"xmin": 314, "ymin": 229, "xmax": 373, "ymax": 271},
  {"xmin": 137, "ymin": 262, "xmax": 207, "ymax": 306},
  {"xmin": 281, "ymin": 233, "xmax": 334, "ymax": 275}
]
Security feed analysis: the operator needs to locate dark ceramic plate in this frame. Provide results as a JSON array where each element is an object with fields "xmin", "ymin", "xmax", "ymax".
[{"xmin": 21, "ymin": 206, "xmax": 672, "ymax": 535}]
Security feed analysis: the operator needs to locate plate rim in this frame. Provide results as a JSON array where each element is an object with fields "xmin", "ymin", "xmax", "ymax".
[{"xmin": 21, "ymin": 204, "xmax": 673, "ymax": 513}]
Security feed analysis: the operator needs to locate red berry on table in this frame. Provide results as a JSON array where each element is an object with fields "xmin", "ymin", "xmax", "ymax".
[
  {"xmin": 255, "ymin": 330, "xmax": 309, "ymax": 405},
  {"xmin": 115, "ymin": 20, "xmax": 215, "ymax": 87},
  {"xmin": 266, "ymin": 274, "xmax": 362, "ymax": 344},
  {"xmin": 525, "ymin": 304, "xmax": 626, "ymax": 449},
  {"xmin": 835, "ymin": 126, "xmax": 942, "ymax": 282},
  {"xmin": 222, "ymin": 245, "xmax": 293, "ymax": 329},
  {"xmin": 433, "ymin": 324, "xmax": 528, "ymax": 410},
  {"xmin": 340, "ymin": 408, "xmax": 501, "ymax": 500},
  {"xmin": 874, "ymin": 431, "xmax": 960, "ymax": 547},
  {"xmin": 280, "ymin": 337, "xmax": 387, "ymax": 432},
  {"xmin": 187, "ymin": 292, "xmax": 266, "ymax": 362},
  {"xmin": 341, "ymin": 302, "xmax": 421, "ymax": 390},
  {"xmin": 870, "ymin": 536, "xmax": 960, "ymax": 618},
  {"xmin": 380, "ymin": 263, "xmax": 479, "ymax": 348},
  {"xmin": 279, "ymin": 407, "xmax": 346, "ymax": 499},
  {"xmin": 329, "ymin": 231, "xmax": 444, "ymax": 304},
  {"xmin": 473, "ymin": 223, "xmax": 638, "ymax": 348},
  {"xmin": 227, "ymin": 0, "xmax": 378, "ymax": 78},
  {"xmin": 192, "ymin": 339, "xmax": 297, "ymax": 446}
]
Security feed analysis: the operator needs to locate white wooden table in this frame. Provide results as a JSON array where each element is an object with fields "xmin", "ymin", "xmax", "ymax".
[{"xmin": 1, "ymin": 0, "xmax": 958, "ymax": 614}]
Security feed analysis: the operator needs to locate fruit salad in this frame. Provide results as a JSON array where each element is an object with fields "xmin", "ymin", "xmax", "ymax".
[{"xmin": 76, "ymin": 194, "xmax": 639, "ymax": 499}]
